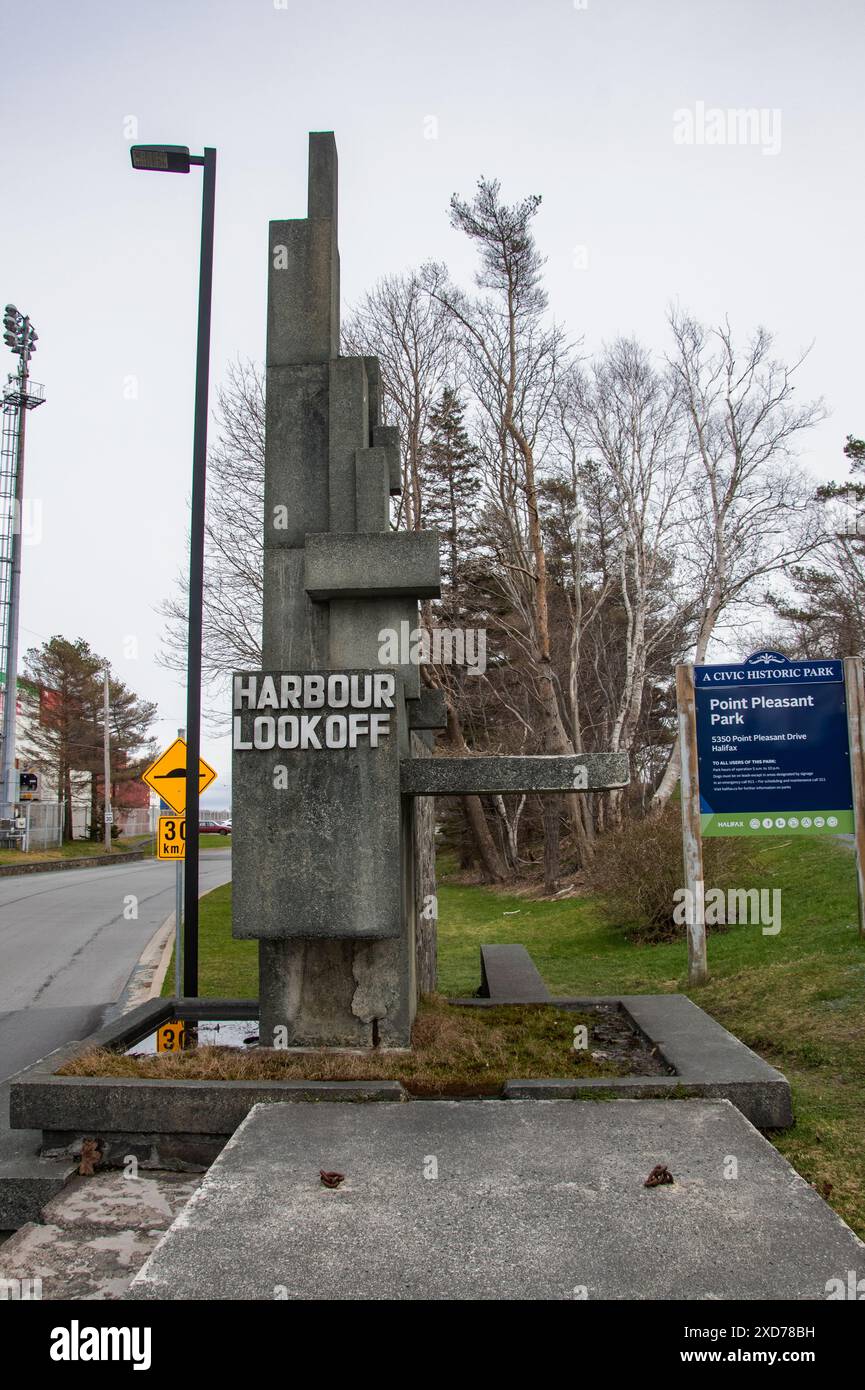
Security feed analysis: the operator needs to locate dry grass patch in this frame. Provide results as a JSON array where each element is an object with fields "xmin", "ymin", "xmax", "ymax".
[{"xmin": 59, "ymin": 996, "xmax": 629, "ymax": 1096}]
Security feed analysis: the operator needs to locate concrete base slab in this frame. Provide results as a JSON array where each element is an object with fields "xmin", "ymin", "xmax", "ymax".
[
  {"xmin": 0, "ymin": 1171, "xmax": 200, "ymax": 1300},
  {"xmin": 129, "ymin": 1100, "xmax": 864, "ymax": 1301},
  {"xmin": 0, "ymin": 1077, "xmax": 77, "ymax": 1232},
  {"xmin": 0, "ymin": 1129, "xmax": 76, "ymax": 1232}
]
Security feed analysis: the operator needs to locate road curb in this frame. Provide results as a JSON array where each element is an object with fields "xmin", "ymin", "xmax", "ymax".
[
  {"xmin": 149, "ymin": 918, "xmax": 179, "ymax": 1001},
  {"xmin": 120, "ymin": 863, "xmax": 232, "ymax": 1015},
  {"xmin": 0, "ymin": 849, "xmax": 149, "ymax": 878}
]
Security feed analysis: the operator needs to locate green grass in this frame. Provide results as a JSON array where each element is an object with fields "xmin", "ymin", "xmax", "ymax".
[
  {"xmin": 169, "ymin": 836, "xmax": 865, "ymax": 1237},
  {"xmin": 162, "ymin": 882, "xmax": 256, "ymax": 999},
  {"xmin": 199, "ymin": 833, "xmax": 231, "ymax": 850},
  {"xmin": 0, "ymin": 836, "xmax": 153, "ymax": 865}
]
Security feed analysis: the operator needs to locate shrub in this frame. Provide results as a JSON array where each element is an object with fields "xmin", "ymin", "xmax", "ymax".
[{"xmin": 583, "ymin": 804, "xmax": 757, "ymax": 942}]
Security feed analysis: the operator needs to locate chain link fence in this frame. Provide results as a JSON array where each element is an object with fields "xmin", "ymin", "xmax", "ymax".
[{"xmin": 22, "ymin": 800, "xmax": 63, "ymax": 852}]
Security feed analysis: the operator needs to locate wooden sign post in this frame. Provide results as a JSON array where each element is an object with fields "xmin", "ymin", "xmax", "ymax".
[
  {"xmin": 675, "ymin": 663, "xmax": 708, "ymax": 985},
  {"xmin": 843, "ymin": 656, "xmax": 865, "ymax": 938}
]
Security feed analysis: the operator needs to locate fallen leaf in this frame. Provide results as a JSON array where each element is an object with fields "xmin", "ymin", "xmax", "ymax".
[
  {"xmin": 644, "ymin": 1163, "xmax": 674, "ymax": 1188},
  {"xmin": 79, "ymin": 1138, "xmax": 102, "ymax": 1177}
]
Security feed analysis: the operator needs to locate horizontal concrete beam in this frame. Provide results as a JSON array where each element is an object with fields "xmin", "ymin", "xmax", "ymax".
[
  {"xmin": 399, "ymin": 752, "xmax": 630, "ymax": 796},
  {"xmin": 305, "ymin": 532, "xmax": 441, "ymax": 600}
]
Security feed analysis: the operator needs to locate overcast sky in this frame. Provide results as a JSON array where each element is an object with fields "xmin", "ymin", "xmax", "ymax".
[{"xmin": 2, "ymin": 0, "xmax": 862, "ymax": 807}]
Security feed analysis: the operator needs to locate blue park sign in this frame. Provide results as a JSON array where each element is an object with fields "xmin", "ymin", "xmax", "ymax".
[{"xmin": 693, "ymin": 651, "xmax": 854, "ymax": 837}]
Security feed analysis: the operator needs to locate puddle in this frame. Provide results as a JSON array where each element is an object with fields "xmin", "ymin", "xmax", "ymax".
[{"xmin": 126, "ymin": 1020, "xmax": 258, "ymax": 1055}]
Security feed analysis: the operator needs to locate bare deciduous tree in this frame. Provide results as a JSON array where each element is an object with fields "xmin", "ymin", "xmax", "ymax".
[
  {"xmin": 425, "ymin": 180, "xmax": 583, "ymax": 884},
  {"xmin": 343, "ymin": 270, "xmax": 454, "ymax": 529},
  {"xmin": 159, "ymin": 359, "xmax": 265, "ymax": 718},
  {"xmin": 651, "ymin": 311, "xmax": 825, "ymax": 809},
  {"xmin": 562, "ymin": 340, "xmax": 694, "ymax": 822}
]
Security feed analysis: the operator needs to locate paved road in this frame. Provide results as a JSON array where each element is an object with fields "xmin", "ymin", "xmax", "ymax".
[{"xmin": 0, "ymin": 851, "xmax": 232, "ymax": 1085}]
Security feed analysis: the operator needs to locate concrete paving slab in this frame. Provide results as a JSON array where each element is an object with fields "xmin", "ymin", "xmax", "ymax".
[
  {"xmin": 0, "ymin": 1078, "xmax": 77, "ymax": 1231},
  {"xmin": 129, "ymin": 1099, "xmax": 864, "ymax": 1301},
  {"xmin": 479, "ymin": 943, "xmax": 551, "ymax": 1003},
  {"xmin": 0, "ymin": 1171, "xmax": 199, "ymax": 1300}
]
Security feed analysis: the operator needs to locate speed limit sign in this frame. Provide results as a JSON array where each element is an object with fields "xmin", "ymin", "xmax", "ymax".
[
  {"xmin": 157, "ymin": 1021, "xmax": 186, "ymax": 1052},
  {"xmin": 157, "ymin": 816, "xmax": 186, "ymax": 860}
]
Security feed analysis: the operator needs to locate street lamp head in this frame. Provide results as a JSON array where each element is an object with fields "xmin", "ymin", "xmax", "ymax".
[{"xmin": 130, "ymin": 145, "xmax": 191, "ymax": 174}]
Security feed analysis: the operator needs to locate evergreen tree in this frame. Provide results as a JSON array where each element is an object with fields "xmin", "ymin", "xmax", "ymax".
[
  {"xmin": 23, "ymin": 638, "xmax": 104, "ymax": 840},
  {"xmin": 772, "ymin": 436, "xmax": 865, "ymax": 656},
  {"xmin": 421, "ymin": 387, "xmax": 479, "ymax": 620},
  {"xmin": 22, "ymin": 636, "xmax": 157, "ymax": 841}
]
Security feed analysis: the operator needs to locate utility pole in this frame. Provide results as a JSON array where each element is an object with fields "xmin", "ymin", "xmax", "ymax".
[
  {"xmin": 0, "ymin": 306, "xmax": 44, "ymax": 831},
  {"xmin": 103, "ymin": 667, "xmax": 112, "ymax": 851}
]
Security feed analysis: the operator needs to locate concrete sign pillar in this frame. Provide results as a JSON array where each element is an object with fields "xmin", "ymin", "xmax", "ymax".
[
  {"xmin": 233, "ymin": 133, "xmax": 440, "ymax": 1047},
  {"xmin": 233, "ymin": 133, "xmax": 630, "ymax": 1049}
]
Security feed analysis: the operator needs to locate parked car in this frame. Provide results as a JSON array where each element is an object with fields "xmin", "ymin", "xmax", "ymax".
[{"xmin": 199, "ymin": 820, "xmax": 231, "ymax": 836}]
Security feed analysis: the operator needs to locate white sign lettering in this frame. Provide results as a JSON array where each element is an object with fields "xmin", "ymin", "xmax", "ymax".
[{"xmin": 233, "ymin": 673, "xmax": 395, "ymax": 750}]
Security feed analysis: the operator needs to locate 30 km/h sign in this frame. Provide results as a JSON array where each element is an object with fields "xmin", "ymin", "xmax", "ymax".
[
  {"xmin": 157, "ymin": 1021, "xmax": 186, "ymax": 1053},
  {"xmin": 157, "ymin": 816, "xmax": 186, "ymax": 860},
  {"xmin": 141, "ymin": 738, "xmax": 217, "ymax": 816}
]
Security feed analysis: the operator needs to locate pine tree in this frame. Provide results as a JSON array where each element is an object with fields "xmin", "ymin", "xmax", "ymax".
[
  {"xmin": 771, "ymin": 436, "xmax": 865, "ymax": 656},
  {"xmin": 22, "ymin": 637, "xmax": 157, "ymax": 841},
  {"xmin": 421, "ymin": 387, "xmax": 479, "ymax": 620},
  {"xmin": 23, "ymin": 638, "xmax": 104, "ymax": 841}
]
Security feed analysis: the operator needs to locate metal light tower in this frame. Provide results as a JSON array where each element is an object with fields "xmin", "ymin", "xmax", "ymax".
[{"xmin": 0, "ymin": 305, "xmax": 44, "ymax": 830}]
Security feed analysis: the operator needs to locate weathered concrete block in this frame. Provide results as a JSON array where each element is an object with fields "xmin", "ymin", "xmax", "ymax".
[
  {"xmin": 372, "ymin": 425, "xmax": 402, "ymax": 493},
  {"xmin": 363, "ymin": 356, "xmax": 381, "ymax": 431},
  {"xmin": 407, "ymin": 688, "xmax": 448, "ymax": 730},
  {"xmin": 0, "ymin": 1135, "xmax": 76, "ymax": 1230},
  {"xmin": 307, "ymin": 130, "xmax": 339, "ymax": 222},
  {"xmin": 620, "ymin": 994, "xmax": 794, "ymax": 1128},
  {"xmin": 232, "ymin": 670, "xmax": 408, "ymax": 941},
  {"xmin": 354, "ymin": 447, "xmax": 390, "ymax": 532},
  {"xmin": 328, "ymin": 358, "xmax": 368, "ymax": 533},
  {"xmin": 262, "ymin": 548, "xmax": 329, "ymax": 669},
  {"xmin": 266, "ymin": 133, "xmax": 339, "ymax": 366},
  {"xmin": 24, "ymin": 1077, "xmax": 408, "ymax": 1138},
  {"xmin": 400, "ymin": 752, "xmax": 630, "ymax": 796},
  {"xmin": 328, "ymin": 598, "xmax": 421, "ymax": 698},
  {"xmin": 264, "ymin": 364, "xmax": 330, "ymax": 547},
  {"xmin": 305, "ymin": 532, "xmax": 441, "ymax": 600},
  {"xmin": 267, "ymin": 218, "xmax": 339, "ymax": 366},
  {"xmin": 479, "ymin": 944, "xmax": 551, "ymax": 1003}
]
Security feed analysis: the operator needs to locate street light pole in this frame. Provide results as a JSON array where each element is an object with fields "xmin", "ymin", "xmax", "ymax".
[
  {"xmin": 129, "ymin": 144, "xmax": 216, "ymax": 998},
  {"xmin": 183, "ymin": 147, "xmax": 216, "ymax": 998}
]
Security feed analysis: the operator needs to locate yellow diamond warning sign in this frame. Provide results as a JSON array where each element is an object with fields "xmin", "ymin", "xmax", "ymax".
[
  {"xmin": 157, "ymin": 815, "xmax": 186, "ymax": 860},
  {"xmin": 141, "ymin": 737, "xmax": 217, "ymax": 816}
]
